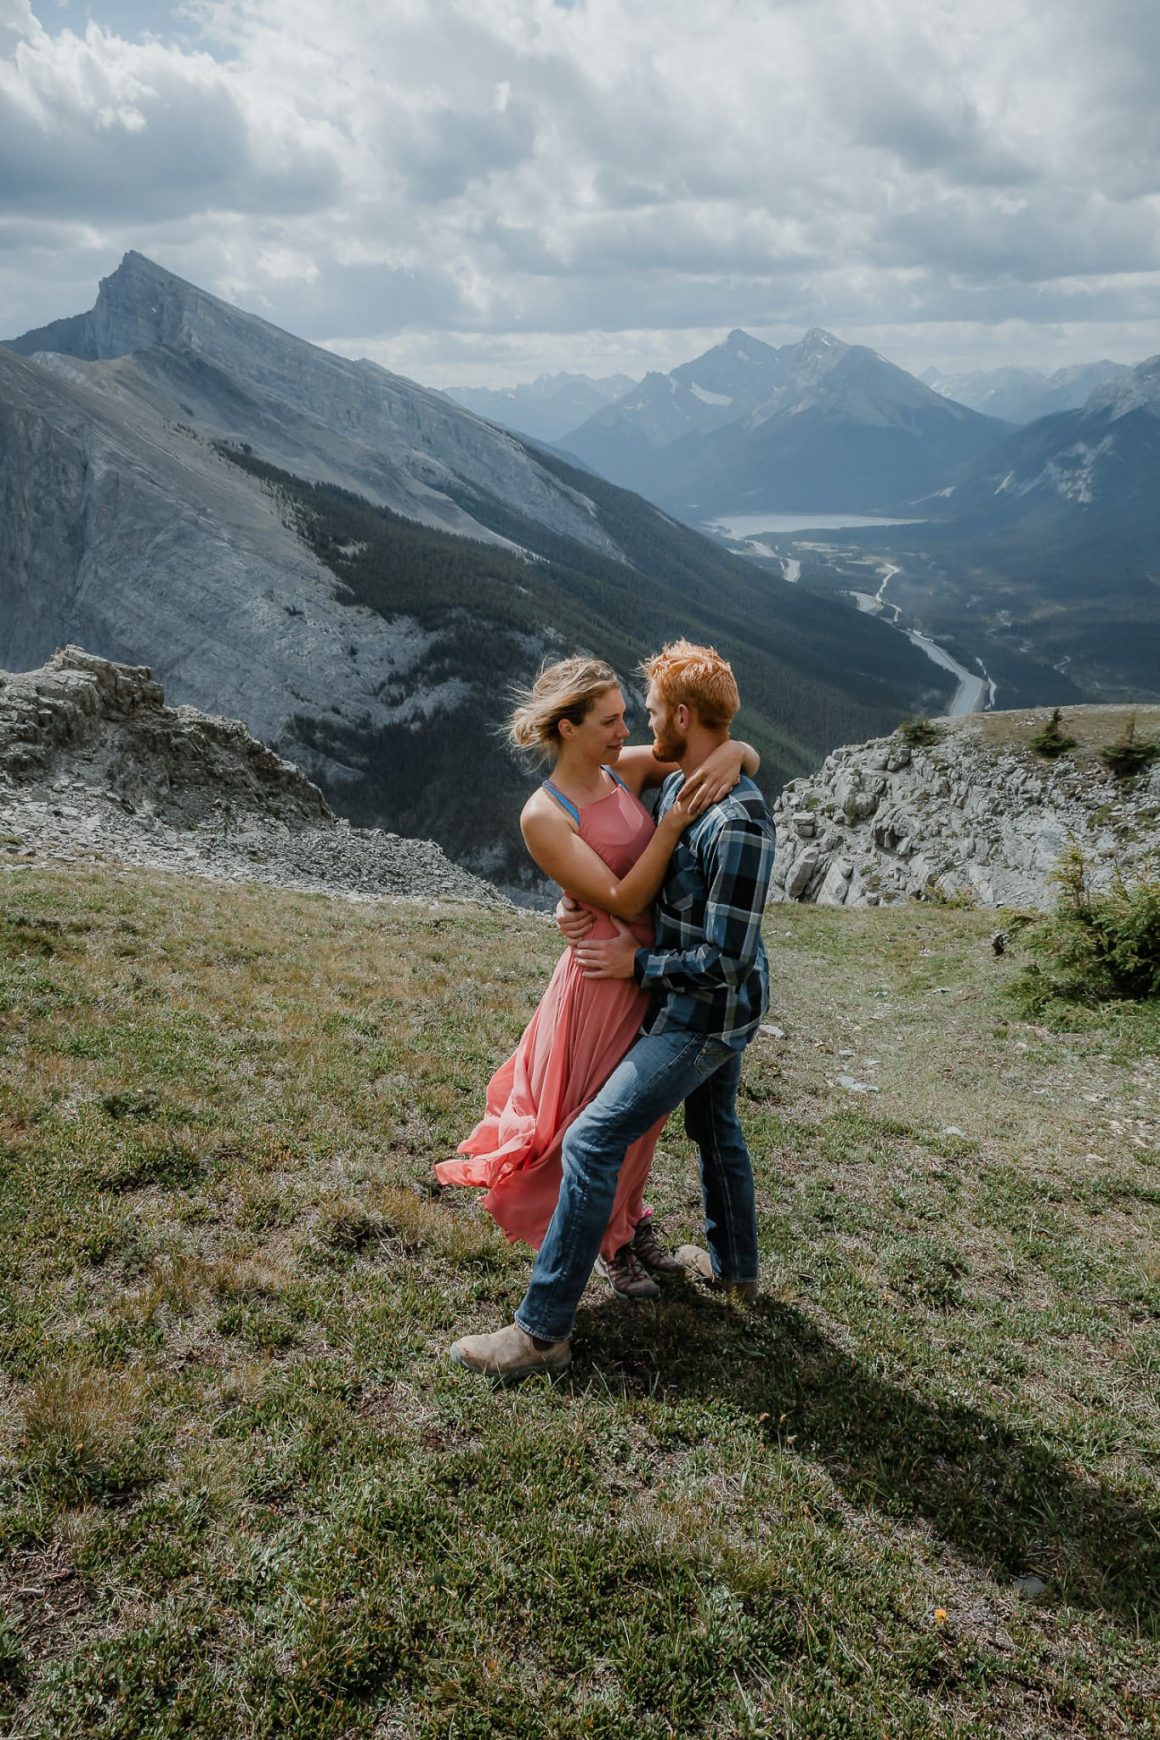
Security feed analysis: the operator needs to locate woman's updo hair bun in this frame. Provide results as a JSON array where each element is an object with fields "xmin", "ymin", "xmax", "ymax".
[{"xmin": 508, "ymin": 657, "xmax": 620, "ymax": 762}]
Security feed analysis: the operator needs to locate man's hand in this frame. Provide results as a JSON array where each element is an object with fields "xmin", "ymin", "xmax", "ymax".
[
  {"xmin": 555, "ymin": 895, "xmax": 595, "ymax": 943},
  {"xmin": 574, "ymin": 915, "xmax": 638, "ymax": 980}
]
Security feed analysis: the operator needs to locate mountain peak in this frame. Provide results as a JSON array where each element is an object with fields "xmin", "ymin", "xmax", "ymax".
[
  {"xmin": 118, "ymin": 249, "xmax": 170, "ymax": 275},
  {"xmin": 717, "ymin": 329, "xmax": 779, "ymax": 362},
  {"xmin": 799, "ymin": 327, "xmax": 846, "ymax": 352},
  {"xmin": 101, "ymin": 250, "xmax": 193, "ymax": 300}
]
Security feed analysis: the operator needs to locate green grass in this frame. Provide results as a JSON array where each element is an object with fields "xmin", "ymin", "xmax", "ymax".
[{"xmin": 1, "ymin": 869, "xmax": 1158, "ymax": 1736}]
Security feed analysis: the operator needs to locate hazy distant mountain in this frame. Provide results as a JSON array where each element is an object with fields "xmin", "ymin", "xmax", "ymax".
[
  {"xmin": 562, "ymin": 327, "xmax": 1006, "ymax": 517},
  {"xmin": 559, "ymin": 330, "xmax": 789, "ymax": 497},
  {"xmin": 1, "ymin": 254, "xmax": 951, "ymax": 881},
  {"xmin": 444, "ymin": 371, "xmax": 636, "ymax": 443},
  {"xmin": 921, "ymin": 360, "xmax": 1132, "ymax": 425},
  {"xmin": 938, "ymin": 353, "xmax": 1160, "ymax": 536}
]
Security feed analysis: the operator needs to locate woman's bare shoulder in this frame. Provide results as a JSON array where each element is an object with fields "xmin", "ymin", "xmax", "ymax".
[{"xmin": 521, "ymin": 785, "xmax": 574, "ymax": 834}]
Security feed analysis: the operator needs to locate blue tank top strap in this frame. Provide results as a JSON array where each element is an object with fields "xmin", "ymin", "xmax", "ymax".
[
  {"xmin": 602, "ymin": 764, "xmax": 629, "ymax": 790},
  {"xmin": 542, "ymin": 779, "xmax": 581, "ymax": 826}
]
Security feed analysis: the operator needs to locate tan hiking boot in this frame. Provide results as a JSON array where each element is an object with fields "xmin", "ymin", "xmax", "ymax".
[
  {"xmin": 449, "ymin": 1322, "xmax": 572, "ymax": 1382},
  {"xmin": 676, "ymin": 1244, "xmax": 759, "ymax": 1300},
  {"xmin": 630, "ymin": 1215, "xmax": 685, "ymax": 1275}
]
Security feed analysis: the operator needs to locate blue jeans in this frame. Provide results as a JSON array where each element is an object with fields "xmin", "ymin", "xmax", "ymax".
[{"xmin": 515, "ymin": 1030, "xmax": 759, "ymax": 1344}]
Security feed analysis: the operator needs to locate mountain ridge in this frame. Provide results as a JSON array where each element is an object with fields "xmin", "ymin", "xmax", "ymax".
[{"xmin": 920, "ymin": 359, "xmax": 1133, "ymax": 425}]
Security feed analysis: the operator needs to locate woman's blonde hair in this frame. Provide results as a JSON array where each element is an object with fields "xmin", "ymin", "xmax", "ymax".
[{"xmin": 508, "ymin": 657, "xmax": 621, "ymax": 762}]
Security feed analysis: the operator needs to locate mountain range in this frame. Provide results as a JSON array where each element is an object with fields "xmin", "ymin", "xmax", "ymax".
[
  {"xmin": 0, "ymin": 253, "xmax": 951, "ymax": 885},
  {"xmin": 803, "ymin": 353, "xmax": 1160, "ymax": 701},
  {"xmin": 559, "ymin": 328, "xmax": 1007, "ymax": 517},
  {"xmin": 444, "ymin": 372, "xmax": 636, "ymax": 444},
  {"xmin": 920, "ymin": 361, "xmax": 1131, "ymax": 426}
]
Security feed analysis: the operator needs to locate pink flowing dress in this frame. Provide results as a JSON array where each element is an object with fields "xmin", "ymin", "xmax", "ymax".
[{"xmin": 435, "ymin": 774, "xmax": 666, "ymax": 1261}]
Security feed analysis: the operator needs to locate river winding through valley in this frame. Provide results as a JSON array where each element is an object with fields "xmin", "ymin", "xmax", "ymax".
[
  {"xmin": 708, "ymin": 514, "xmax": 995, "ymax": 717},
  {"xmin": 850, "ymin": 564, "xmax": 995, "ymax": 716}
]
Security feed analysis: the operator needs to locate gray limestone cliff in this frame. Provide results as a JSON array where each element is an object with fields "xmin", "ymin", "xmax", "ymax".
[
  {"xmin": 7, "ymin": 251, "xmax": 622, "ymax": 556},
  {"xmin": 771, "ymin": 708, "xmax": 1160, "ymax": 910},
  {"xmin": 0, "ymin": 344, "xmax": 460, "ymax": 797}
]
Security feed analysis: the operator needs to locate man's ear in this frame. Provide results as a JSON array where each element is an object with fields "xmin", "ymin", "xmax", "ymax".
[{"xmin": 675, "ymin": 702, "xmax": 692, "ymax": 730}]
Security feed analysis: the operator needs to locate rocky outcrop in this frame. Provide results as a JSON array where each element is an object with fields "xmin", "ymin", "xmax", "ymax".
[
  {"xmin": 0, "ymin": 649, "xmax": 504, "ymax": 906},
  {"xmin": 0, "ymin": 645, "xmax": 331, "ymax": 826},
  {"xmin": 771, "ymin": 710, "xmax": 1160, "ymax": 910}
]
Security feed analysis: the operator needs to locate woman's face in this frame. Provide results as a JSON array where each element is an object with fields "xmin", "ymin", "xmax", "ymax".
[{"xmin": 564, "ymin": 685, "xmax": 629, "ymax": 761}]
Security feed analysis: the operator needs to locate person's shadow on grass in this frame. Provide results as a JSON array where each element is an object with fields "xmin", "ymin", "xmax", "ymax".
[{"xmin": 576, "ymin": 1285, "xmax": 1159, "ymax": 1631}]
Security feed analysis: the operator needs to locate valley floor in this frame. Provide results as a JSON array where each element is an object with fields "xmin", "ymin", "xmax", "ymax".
[{"xmin": 0, "ymin": 868, "xmax": 1157, "ymax": 1736}]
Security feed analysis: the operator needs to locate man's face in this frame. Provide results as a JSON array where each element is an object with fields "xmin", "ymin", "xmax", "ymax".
[{"xmin": 646, "ymin": 681, "xmax": 687, "ymax": 763}]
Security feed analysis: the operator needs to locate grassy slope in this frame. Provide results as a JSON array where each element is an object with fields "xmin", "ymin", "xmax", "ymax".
[{"xmin": 0, "ymin": 868, "xmax": 1157, "ymax": 1738}]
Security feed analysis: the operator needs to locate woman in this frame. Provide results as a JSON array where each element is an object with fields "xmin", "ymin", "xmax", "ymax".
[{"xmin": 435, "ymin": 657, "xmax": 758, "ymax": 1298}]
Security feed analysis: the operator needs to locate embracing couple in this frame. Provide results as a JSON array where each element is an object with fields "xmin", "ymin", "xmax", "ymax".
[{"xmin": 438, "ymin": 639, "xmax": 776, "ymax": 1381}]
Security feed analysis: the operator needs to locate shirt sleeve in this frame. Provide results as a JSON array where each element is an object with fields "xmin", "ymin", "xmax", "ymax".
[{"xmin": 634, "ymin": 813, "xmax": 774, "ymax": 994}]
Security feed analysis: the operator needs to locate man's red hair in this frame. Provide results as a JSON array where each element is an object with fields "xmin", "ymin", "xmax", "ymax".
[{"xmin": 640, "ymin": 640, "xmax": 740, "ymax": 731}]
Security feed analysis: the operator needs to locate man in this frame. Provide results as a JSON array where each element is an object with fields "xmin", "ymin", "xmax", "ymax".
[{"xmin": 451, "ymin": 640, "xmax": 776, "ymax": 1381}]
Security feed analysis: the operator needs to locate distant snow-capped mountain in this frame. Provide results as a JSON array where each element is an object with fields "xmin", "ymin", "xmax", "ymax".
[
  {"xmin": 944, "ymin": 353, "xmax": 1160, "ymax": 529},
  {"xmin": 443, "ymin": 371, "xmax": 636, "ymax": 444},
  {"xmin": 921, "ymin": 360, "xmax": 1132, "ymax": 426},
  {"xmin": 559, "ymin": 329, "xmax": 787, "ymax": 492},
  {"xmin": 562, "ymin": 327, "xmax": 1006, "ymax": 517}
]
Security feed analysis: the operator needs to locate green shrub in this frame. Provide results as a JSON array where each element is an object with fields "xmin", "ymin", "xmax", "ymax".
[
  {"xmin": 1010, "ymin": 847, "xmax": 1160, "ymax": 1015},
  {"xmin": 1029, "ymin": 707, "xmax": 1077, "ymax": 760},
  {"xmin": 1099, "ymin": 714, "xmax": 1160, "ymax": 782},
  {"xmin": 897, "ymin": 715, "xmax": 941, "ymax": 748}
]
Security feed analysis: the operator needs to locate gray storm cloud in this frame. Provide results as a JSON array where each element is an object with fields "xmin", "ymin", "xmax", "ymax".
[{"xmin": 0, "ymin": 0, "xmax": 1157, "ymax": 379}]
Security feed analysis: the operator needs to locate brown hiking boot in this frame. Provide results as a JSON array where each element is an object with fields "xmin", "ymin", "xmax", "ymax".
[
  {"xmin": 676, "ymin": 1244, "xmax": 759, "ymax": 1300},
  {"xmin": 631, "ymin": 1215, "xmax": 685, "ymax": 1275},
  {"xmin": 595, "ymin": 1243, "xmax": 661, "ymax": 1300},
  {"xmin": 450, "ymin": 1322, "xmax": 572, "ymax": 1383}
]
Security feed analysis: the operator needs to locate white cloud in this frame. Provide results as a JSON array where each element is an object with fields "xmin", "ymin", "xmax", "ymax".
[{"xmin": 1, "ymin": 0, "xmax": 1157, "ymax": 380}]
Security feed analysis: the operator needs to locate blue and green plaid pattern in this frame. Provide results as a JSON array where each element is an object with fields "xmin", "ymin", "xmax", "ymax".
[{"xmin": 634, "ymin": 772, "xmax": 776, "ymax": 1047}]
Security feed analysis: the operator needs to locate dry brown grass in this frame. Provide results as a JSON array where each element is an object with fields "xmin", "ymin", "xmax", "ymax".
[{"xmin": 966, "ymin": 702, "xmax": 1160, "ymax": 770}]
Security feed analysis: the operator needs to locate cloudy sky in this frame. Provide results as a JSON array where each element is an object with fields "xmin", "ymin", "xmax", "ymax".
[{"xmin": 2, "ymin": 0, "xmax": 1158, "ymax": 386}]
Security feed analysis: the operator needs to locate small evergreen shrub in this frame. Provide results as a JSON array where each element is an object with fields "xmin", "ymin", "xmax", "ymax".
[
  {"xmin": 1010, "ymin": 847, "xmax": 1160, "ymax": 1015},
  {"xmin": 1099, "ymin": 715, "xmax": 1160, "ymax": 782},
  {"xmin": 898, "ymin": 715, "xmax": 941, "ymax": 748},
  {"xmin": 1029, "ymin": 707, "xmax": 1077, "ymax": 760}
]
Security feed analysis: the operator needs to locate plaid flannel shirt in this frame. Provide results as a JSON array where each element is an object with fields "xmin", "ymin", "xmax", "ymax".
[{"xmin": 634, "ymin": 772, "xmax": 776, "ymax": 1048}]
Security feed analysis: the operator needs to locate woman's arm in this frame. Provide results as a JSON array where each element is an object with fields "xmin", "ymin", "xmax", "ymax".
[
  {"xmin": 680, "ymin": 738, "xmax": 760, "ymax": 807},
  {"xmin": 615, "ymin": 739, "xmax": 759, "ymax": 797},
  {"xmin": 521, "ymin": 788, "xmax": 699, "ymax": 921}
]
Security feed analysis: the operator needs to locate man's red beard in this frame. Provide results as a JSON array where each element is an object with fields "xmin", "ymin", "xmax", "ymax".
[{"xmin": 651, "ymin": 724, "xmax": 687, "ymax": 763}]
